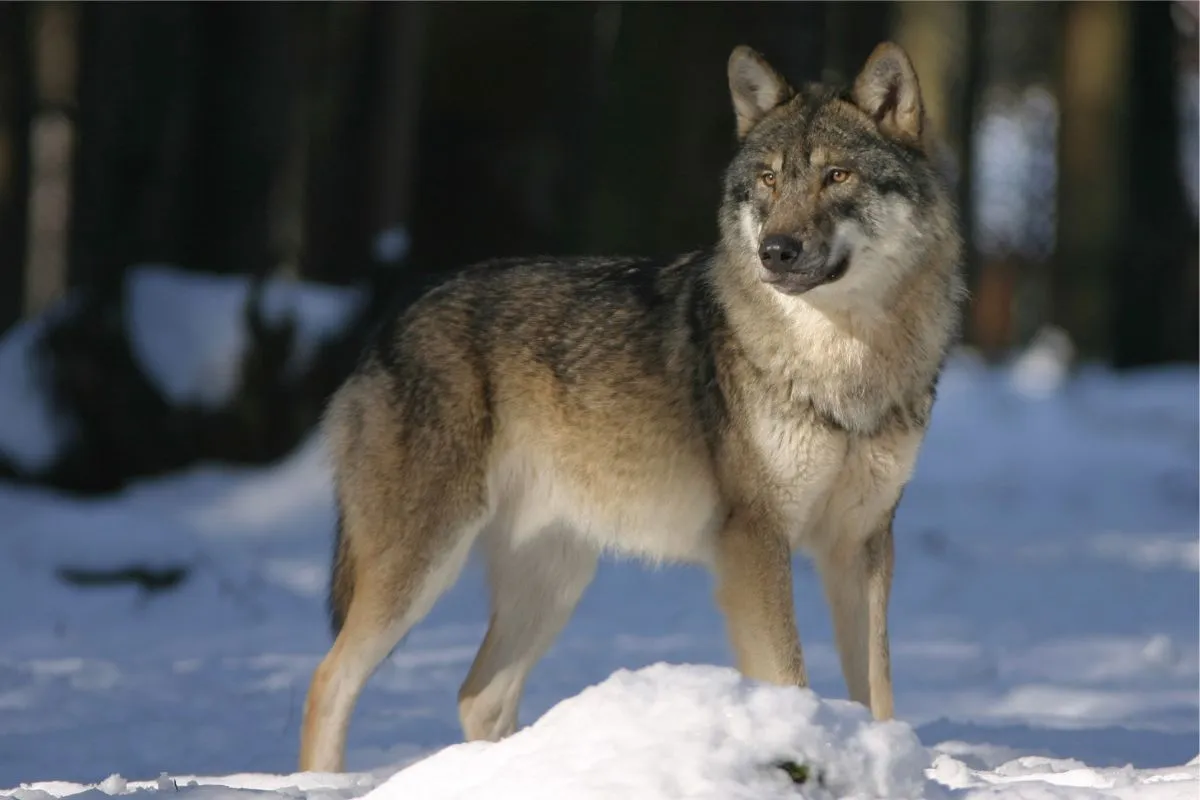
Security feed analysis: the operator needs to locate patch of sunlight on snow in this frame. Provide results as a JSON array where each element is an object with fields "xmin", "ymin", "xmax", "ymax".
[{"xmin": 1086, "ymin": 533, "xmax": 1200, "ymax": 573}]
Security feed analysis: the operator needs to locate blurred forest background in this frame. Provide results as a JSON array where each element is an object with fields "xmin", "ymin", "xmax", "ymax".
[{"xmin": 0, "ymin": 0, "xmax": 1196, "ymax": 495}]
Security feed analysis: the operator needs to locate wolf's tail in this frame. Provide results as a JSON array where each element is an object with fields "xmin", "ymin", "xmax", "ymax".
[{"xmin": 327, "ymin": 498, "xmax": 356, "ymax": 638}]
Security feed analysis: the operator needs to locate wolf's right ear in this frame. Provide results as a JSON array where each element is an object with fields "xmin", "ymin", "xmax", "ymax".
[
  {"xmin": 852, "ymin": 42, "xmax": 924, "ymax": 145},
  {"xmin": 728, "ymin": 46, "xmax": 794, "ymax": 140}
]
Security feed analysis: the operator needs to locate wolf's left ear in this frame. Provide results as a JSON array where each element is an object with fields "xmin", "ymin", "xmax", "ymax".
[
  {"xmin": 852, "ymin": 43, "xmax": 924, "ymax": 144},
  {"xmin": 728, "ymin": 46, "xmax": 794, "ymax": 140}
]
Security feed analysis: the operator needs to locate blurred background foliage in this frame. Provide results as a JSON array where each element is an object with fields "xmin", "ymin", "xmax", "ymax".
[{"xmin": 0, "ymin": 1, "xmax": 1196, "ymax": 494}]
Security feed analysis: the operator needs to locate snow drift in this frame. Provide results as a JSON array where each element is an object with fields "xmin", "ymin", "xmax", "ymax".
[
  {"xmin": 367, "ymin": 663, "xmax": 931, "ymax": 800},
  {"xmin": 5, "ymin": 665, "xmax": 1196, "ymax": 800}
]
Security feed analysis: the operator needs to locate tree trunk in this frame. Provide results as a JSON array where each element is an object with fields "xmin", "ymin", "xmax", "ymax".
[
  {"xmin": 956, "ymin": 1, "xmax": 986, "ymax": 302},
  {"xmin": 181, "ymin": 3, "xmax": 293, "ymax": 277},
  {"xmin": 363, "ymin": 1, "xmax": 428, "ymax": 272},
  {"xmin": 404, "ymin": 3, "xmax": 600, "ymax": 271},
  {"xmin": 1112, "ymin": 0, "xmax": 1199, "ymax": 367},
  {"xmin": 892, "ymin": 0, "xmax": 986, "ymax": 342},
  {"xmin": 0, "ymin": 2, "xmax": 32, "ymax": 332},
  {"xmin": 25, "ymin": 2, "xmax": 77, "ymax": 316},
  {"xmin": 1054, "ymin": 0, "xmax": 1130, "ymax": 361},
  {"xmin": 70, "ymin": 3, "xmax": 295, "ymax": 286},
  {"xmin": 70, "ymin": 4, "xmax": 192, "ymax": 291},
  {"xmin": 826, "ymin": 2, "xmax": 893, "ymax": 83},
  {"xmin": 580, "ymin": 2, "xmax": 829, "ymax": 257},
  {"xmin": 556, "ymin": 3, "xmax": 623, "ymax": 254},
  {"xmin": 268, "ymin": 6, "xmax": 314, "ymax": 280},
  {"xmin": 298, "ymin": 2, "xmax": 374, "ymax": 283}
]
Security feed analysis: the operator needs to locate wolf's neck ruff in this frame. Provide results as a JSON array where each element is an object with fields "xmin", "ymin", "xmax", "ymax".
[{"xmin": 709, "ymin": 238, "xmax": 955, "ymax": 437}]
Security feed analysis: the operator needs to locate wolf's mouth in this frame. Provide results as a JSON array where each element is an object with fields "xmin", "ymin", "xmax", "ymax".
[
  {"xmin": 823, "ymin": 252, "xmax": 850, "ymax": 283},
  {"xmin": 762, "ymin": 252, "xmax": 850, "ymax": 295}
]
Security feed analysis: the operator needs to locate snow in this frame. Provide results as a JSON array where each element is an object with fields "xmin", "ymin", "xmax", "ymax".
[
  {"xmin": 125, "ymin": 265, "xmax": 367, "ymax": 409},
  {"xmin": 0, "ymin": 300, "xmax": 77, "ymax": 472},
  {"xmin": 974, "ymin": 85, "xmax": 1059, "ymax": 262},
  {"xmin": 1009, "ymin": 327, "xmax": 1076, "ymax": 399},
  {"xmin": 0, "ymin": 269, "xmax": 1196, "ymax": 799},
  {"xmin": 365, "ymin": 663, "xmax": 932, "ymax": 800},
  {"xmin": 0, "ymin": 266, "xmax": 366, "ymax": 473},
  {"xmin": 371, "ymin": 227, "xmax": 410, "ymax": 266}
]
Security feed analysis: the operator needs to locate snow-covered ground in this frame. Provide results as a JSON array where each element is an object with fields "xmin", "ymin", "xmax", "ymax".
[{"xmin": 0, "ymin": 268, "xmax": 1196, "ymax": 798}]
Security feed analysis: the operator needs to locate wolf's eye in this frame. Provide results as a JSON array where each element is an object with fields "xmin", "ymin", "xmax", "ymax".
[
  {"xmin": 760, "ymin": 171, "xmax": 776, "ymax": 189},
  {"xmin": 826, "ymin": 168, "xmax": 851, "ymax": 185}
]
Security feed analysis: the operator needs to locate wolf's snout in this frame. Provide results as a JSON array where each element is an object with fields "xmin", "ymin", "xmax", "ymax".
[{"xmin": 758, "ymin": 234, "xmax": 802, "ymax": 272}]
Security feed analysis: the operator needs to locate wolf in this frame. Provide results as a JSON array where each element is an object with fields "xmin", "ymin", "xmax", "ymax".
[{"xmin": 298, "ymin": 41, "xmax": 964, "ymax": 772}]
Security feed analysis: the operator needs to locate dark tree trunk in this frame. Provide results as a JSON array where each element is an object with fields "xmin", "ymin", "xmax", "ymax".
[
  {"xmin": 405, "ymin": 3, "xmax": 600, "ymax": 272},
  {"xmin": 956, "ymin": 0, "xmax": 986, "ymax": 302},
  {"xmin": 363, "ymin": 1, "xmax": 428, "ymax": 272},
  {"xmin": 70, "ymin": 3, "xmax": 294, "ymax": 286},
  {"xmin": 1053, "ymin": 0, "xmax": 1128, "ymax": 361},
  {"xmin": 267, "ymin": 6, "xmax": 314, "ymax": 278},
  {"xmin": 825, "ymin": 1, "xmax": 893, "ymax": 83},
  {"xmin": 0, "ymin": 1, "xmax": 32, "ymax": 332},
  {"xmin": 298, "ymin": 2, "xmax": 375, "ymax": 284},
  {"xmin": 892, "ymin": 1, "xmax": 985, "ymax": 347},
  {"xmin": 70, "ymin": 4, "xmax": 193, "ymax": 291},
  {"xmin": 296, "ymin": 0, "xmax": 429, "ymax": 285},
  {"xmin": 178, "ymin": 3, "xmax": 293, "ymax": 277},
  {"xmin": 580, "ymin": 2, "xmax": 829, "ymax": 257},
  {"xmin": 556, "ymin": 3, "xmax": 623, "ymax": 254},
  {"xmin": 1112, "ymin": 0, "xmax": 1199, "ymax": 368}
]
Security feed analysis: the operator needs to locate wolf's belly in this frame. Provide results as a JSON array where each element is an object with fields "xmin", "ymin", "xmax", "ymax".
[
  {"xmin": 486, "ymin": 431, "xmax": 727, "ymax": 565},
  {"xmin": 484, "ymin": 407, "xmax": 923, "ymax": 563}
]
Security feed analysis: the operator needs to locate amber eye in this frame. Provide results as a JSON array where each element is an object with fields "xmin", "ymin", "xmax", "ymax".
[
  {"xmin": 827, "ymin": 168, "xmax": 851, "ymax": 185},
  {"xmin": 760, "ymin": 170, "xmax": 776, "ymax": 189}
]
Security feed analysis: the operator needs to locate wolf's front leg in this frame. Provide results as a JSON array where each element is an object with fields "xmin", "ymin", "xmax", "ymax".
[
  {"xmin": 713, "ymin": 510, "xmax": 807, "ymax": 686},
  {"xmin": 816, "ymin": 521, "xmax": 895, "ymax": 720}
]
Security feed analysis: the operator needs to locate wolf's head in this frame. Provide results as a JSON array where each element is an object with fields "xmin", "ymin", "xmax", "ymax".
[{"xmin": 718, "ymin": 43, "xmax": 958, "ymax": 312}]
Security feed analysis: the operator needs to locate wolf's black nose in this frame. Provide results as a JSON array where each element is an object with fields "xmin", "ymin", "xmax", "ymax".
[{"xmin": 759, "ymin": 235, "xmax": 802, "ymax": 271}]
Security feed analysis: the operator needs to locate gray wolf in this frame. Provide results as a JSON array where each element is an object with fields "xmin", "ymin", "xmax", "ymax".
[{"xmin": 299, "ymin": 41, "xmax": 964, "ymax": 772}]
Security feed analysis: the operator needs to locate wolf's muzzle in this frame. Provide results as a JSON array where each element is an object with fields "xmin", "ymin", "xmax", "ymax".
[{"xmin": 759, "ymin": 234, "xmax": 849, "ymax": 295}]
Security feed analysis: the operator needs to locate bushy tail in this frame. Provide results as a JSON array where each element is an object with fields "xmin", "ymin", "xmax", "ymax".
[{"xmin": 327, "ymin": 499, "xmax": 356, "ymax": 637}]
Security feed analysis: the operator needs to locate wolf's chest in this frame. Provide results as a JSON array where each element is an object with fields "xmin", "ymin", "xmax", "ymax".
[{"xmin": 748, "ymin": 401, "xmax": 924, "ymax": 549}]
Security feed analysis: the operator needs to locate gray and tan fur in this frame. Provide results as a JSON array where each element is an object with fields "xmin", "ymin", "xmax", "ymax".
[{"xmin": 299, "ymin": 41, "xmax": 964, "ymax": 772}]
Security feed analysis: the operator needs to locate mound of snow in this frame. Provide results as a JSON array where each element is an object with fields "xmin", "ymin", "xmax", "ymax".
[
  {"xmin": 126, "ymin": 265, "xmax": 367, "ymax": 409},
  {"xmin": 0, "ymin": 265, "xmax": 367, "ymax": 474},
  {"xmin": 367, "ymin": 663, "xmax": 933, "ymax": 800}
]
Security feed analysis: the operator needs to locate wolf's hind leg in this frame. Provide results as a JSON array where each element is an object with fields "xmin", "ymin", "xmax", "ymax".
[
  {"xmin": 300, "ymin": 491, "xmax": 487, "ymax": 772},
  {"xmin": 458, "ymin": 528, "xmax": 598, "ymax": 742},
  {"xmin": 300, "ymin": 352, "xmax": 495, "ymax": 772},
  {"xmin": 299, "ymin": 508, "xmax": 482, "ymax": 772}
]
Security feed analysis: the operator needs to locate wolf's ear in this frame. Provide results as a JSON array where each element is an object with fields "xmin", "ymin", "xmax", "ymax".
[
  {"xmin": 852, "ymin": 42, "xmax": 924, "ymax": 144},
  {"xmin": 728, "ymin": 46, "xmax": 793, "ymax": 140}
]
